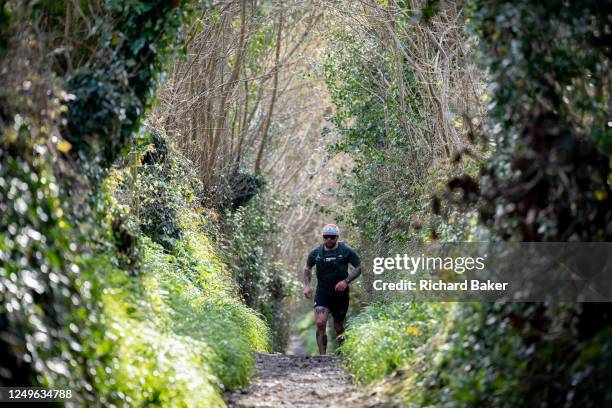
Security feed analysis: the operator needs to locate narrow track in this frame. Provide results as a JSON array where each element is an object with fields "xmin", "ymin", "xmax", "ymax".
[{"xmin": 225, "ymin": 336, "xmax": 385, "ymax": 407}]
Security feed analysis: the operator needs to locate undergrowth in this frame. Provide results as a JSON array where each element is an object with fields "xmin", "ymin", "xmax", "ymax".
[
  {"xmin": 100, "ymin": 128, "xmax": 272, "ymax": 403},
  {"xmin": 339, "ymin": 302, "xmax": 447, "ymax": 384}
]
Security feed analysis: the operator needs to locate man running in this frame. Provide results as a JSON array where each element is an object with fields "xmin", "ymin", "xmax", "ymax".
[{"xmin": 303, "ymin": 224, "xmax": 362, "ymax": 355}]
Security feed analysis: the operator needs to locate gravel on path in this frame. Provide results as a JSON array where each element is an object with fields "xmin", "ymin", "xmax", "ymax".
[{"xmin": 225, "ymin": 336, "xmax": 386, "ymax": 407}]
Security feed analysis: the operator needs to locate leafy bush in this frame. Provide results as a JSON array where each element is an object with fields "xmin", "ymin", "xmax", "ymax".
[
  {"xmin": 340, "ymin": 303, "xmax": 447, "ymax": 384},
  {"xmin": 101, "ymin": 293, "xmax": 223, "ymax": 407},
  {"xmin": 458, "ymin": 0, "xmax": 612, "ymax": 242},
  {"xmin": 416, "ymin": 3, "xmax": 612, "ymax": 405},
  {"xmin": 111, "ymin": 129, "xmax": 209, "ymax": 249},
  {"xmin": 105, "ymin": 125, "xmax": 271, "ymax": 391},
  {"xmin": 140, "ymin": 235, "xmax": 270, "ymax": 388},
  {"xmin": 383, "ymin": 303, "xmax": 612, "ymax": 407},
  {"xmin": 221, "ymin": 192, "xmax": 297, "ymax": 351},
  {"xmin": 62, "ymin": 1, "xmax": 190, "ymax": 169},
  {"xmin": 0, "ymin": 140, "xmax": 113, "ymax": 397},
  {"xmin": 322, "ymin": 29, "xmax": 430, "ymax": 245}
]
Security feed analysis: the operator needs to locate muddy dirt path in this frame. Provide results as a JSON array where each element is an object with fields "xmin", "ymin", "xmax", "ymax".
[{"xmin": 225, "ymin": 335, "xmax": 385, "ymax": 407}]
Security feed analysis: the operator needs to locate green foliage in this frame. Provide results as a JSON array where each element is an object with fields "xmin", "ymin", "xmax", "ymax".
[
  {"xmin": 68, "ymin": 226, "xmax": 269, "ymax": 405},
  {"xmin": 106, "ymin": 126, "xmax": 271, "ymax": 390},
  {"xmin": 100, "ymin": 292, "xmax": 223, "ymax": 407},
  {"xmin": 111, "ymin": 128, "xmax": 209, "ymax": 249},
  {"xmin": 139, "ymin": 235, "xmax": 270, "ymax": 389},
  {"xmin": 0, "ymin": 132, "xmax": 111, "ymax": 396},
  {"xmin": 1, "ymin": 1, "xmax": 270, "ymax": 405},
  {"xmin": 294, "ymin": 311, "xmax": 320, "ymax": 356},
  {"xmin": 336, "ymin": 2, "xmax": 612, "ymax": 407},
  {"xmin": 63, "ymin": 0, "xmax": 190, "ymax": 170},
  {"xmin": 322, "ymin": 17, "xmax": 483, "ymax": 248},
  {"xmin": 342, "ymin": 302, "xmax": 612, "ymax": 407},
  {"xmin": 463, "ymin": 0, "xmax": 612, "ymax": 241},
  {"xmin": 1, "ymin": 123, "xmax": 270, "ymax": 402},
  {"xmin": 383, "ymin": 303, "xmax": 612, "ymax": 407},
  {"xmin": 417, "ymin": 4, "xmax": 612, "ymax": 401},
  {"xmin": 222, "ymin": 192, "xmax": 297, "ymax": 351},
  {"xmin": 340, "ymin": 303, "xmax": 446, "ymax": 384},
  {"xmin": 227, "ymin": 171, "xmax": 266, "ymax": 211}
]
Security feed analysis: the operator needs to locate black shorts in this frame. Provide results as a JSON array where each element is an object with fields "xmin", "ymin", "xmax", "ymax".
[{"xmin": 314, "ymin": 288, "xmax": 349, "ymax": 322}]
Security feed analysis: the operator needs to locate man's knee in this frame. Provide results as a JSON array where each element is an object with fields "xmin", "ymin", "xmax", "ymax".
[
  {"xmin": 315, "ymin": 319, "xmax": 326, "ymax": 331},
  {"xmin": 315, "ymin": 307, "xmax": 328, "ymax": 331},
  {"xmin": 316, "ymin": 315, "xmax": 327, "ymax": 331}
]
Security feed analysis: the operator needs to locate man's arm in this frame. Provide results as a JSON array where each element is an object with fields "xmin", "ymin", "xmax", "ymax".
[
  {"xmin": 303, "ymin": 265, "xmax": 313, "ymax": 299},
  {"xmin": 304, "ymin": 265, "xmax": 312, "ymax": 286},
  {"xmin": 345, "ymin": 263, "xmax": 362, "ymax": 284},
  {"xmin": 335, "ymin": 263, "xmax": 362, "ymax": 292},
  {"xmin": 345, "ymin": 247, "xmax": 363, "ymax": 283}
]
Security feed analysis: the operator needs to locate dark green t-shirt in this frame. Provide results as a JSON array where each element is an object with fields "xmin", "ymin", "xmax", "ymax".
[{"xmin": 306, "ymin": 241, "xmax": 361, "ymax": 293}]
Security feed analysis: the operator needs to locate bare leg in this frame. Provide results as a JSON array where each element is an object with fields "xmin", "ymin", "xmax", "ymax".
[
  {"xmin": 315, "ymin": 306, "xmax": 328, "ymax": 355},
  {"xmin": 334, "ymin": 318, "xmax": 345, "ymax": 346}
]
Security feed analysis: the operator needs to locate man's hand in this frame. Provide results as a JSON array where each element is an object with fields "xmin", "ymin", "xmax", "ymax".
[
  {"xmin": 335, "ymin": 280, "xmax": 348, "ymax": 292},
  {"xmin": 304, "ymin": 285, "xmax": 313, "ymax": 299}
]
